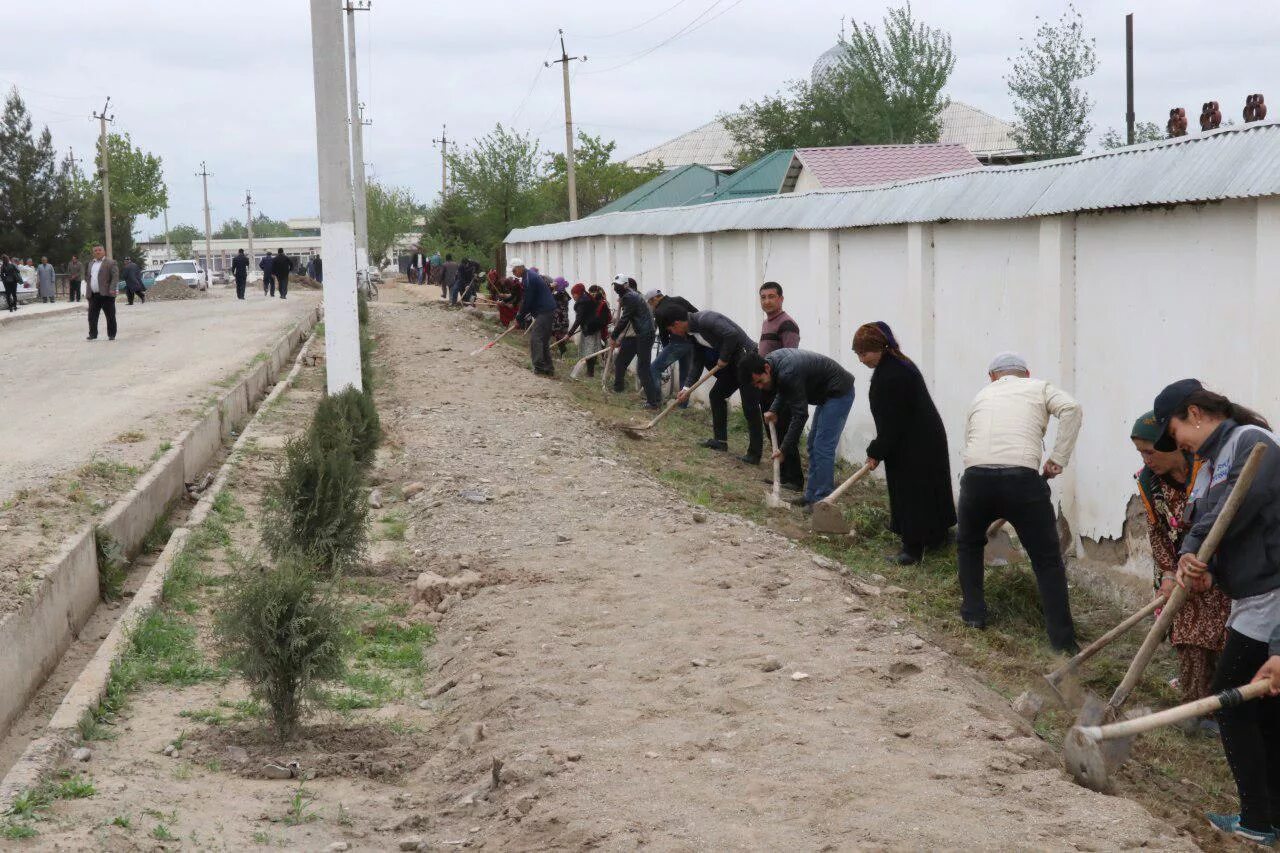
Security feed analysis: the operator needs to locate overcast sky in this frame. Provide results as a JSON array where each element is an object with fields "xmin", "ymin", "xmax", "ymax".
[{"xmin": 4, "ymin": 0, "xmax": 1278, "ymax": 243}]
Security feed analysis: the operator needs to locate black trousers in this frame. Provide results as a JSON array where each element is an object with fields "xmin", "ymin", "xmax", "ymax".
[
  {"xmin": 3, "ymin": 282, "xmax": 16, "ymax": 311},
  {"xmin": 955, "ymin": 466, "xmax": 1076, "ymax": 649},
  {"xmin": 235, "ymin": 274, "xmax": 246, "ymax": 299},
  {"xmin": 761, "ymin": 388, "xmax": 804, "ymax": 488},
  {"xmin": 68, "ymin": 278, "xmax": 81, "ymax": 301},
  {"xmin": 701, "ymin": 349, "xmax": 762, "ymax": 459},
  {"xmin": 277, "ymin": 275, "xmax": 288, "ymax": 298},
  {"xmin": 126, "ymin": 288, "xmax": 144, "ymax": 305},
  {"xmin": 1212, "ymin": 628, "xmax": 1280, "ymax": 831},
  {"xmin": 264, "ymin": 273, "xmax": 274, "ymax": 295},
  {"xmin": 614, "ymin": 334, "xmax": 660, "ymax": 406},
  {"xmin": 87, "ymin": 293, "xmax": 117, "ymax": 339}
]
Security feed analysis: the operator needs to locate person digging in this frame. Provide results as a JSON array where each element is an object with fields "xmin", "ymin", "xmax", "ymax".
[{"xmin": 742, "ymin": 349, "xmax": 855, "ymax": 512}]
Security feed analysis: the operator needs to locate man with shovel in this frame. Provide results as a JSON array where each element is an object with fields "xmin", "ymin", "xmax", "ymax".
[
  {"xmin": 742, "ymin": 348, "xmax": 854, "ymax": 510},
  {"xmin": 955, "ymin": 351, "xmax": 1082, "ymax": 653},
  {"xmin": 514, "ymin": 259, "xmax": 556, "ymax": 377}
]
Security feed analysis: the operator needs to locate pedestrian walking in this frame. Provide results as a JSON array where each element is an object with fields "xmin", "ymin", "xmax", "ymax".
[
  {"xmin": 271, "ymin": 249, "xmax": 292, "ymax": 299},
  {"xmin": 84, "ymin": 244, "xmax": 119, "ymax": 341},
  {"xmin": 66, "ymin": 254, "xmax": 82, "ymax": 302},
  {"xmin": 1151, "ymin": 380, "xmax": 1280, "ymax": 844},
  {"xmin": 428, "ymin": 251, "xmax": 442, "ymax": 287},
  {"xmin": 513, "ymin": 258, "xmax": 556, "ymax": 376},
  {"xmin": 742, "ymin": 348, "xmax": 856, "ymax": 509},
  {"xmin": 955, "ymin": 351, "xmax": 1081, "ymax": 652},
  {"xmin": 609, "ymin": 276, "xmax": 660, "ymax": 410},
  {"xmin": 312, "ymin": 255, "xmax": 322, "ymax": 283},
  {"xmin": 36, "ymin": 256, "xmax": 56, "ymax": 303},
  {"xmin": 854, "ymin": 321, "xmax": 956, "ymax": 564},
  {"xmin": 757, "ymin": 282, "xmax": 803, "ymax": 489},
  {"xmin": 441, "ymin": 253, "xmax": 459, "ymax": 301},
  {"xmin": 1, "ymin": 254, "xmax": 21, "ymax": 312},
  {"xmin": 260, "ymin": 253, "xmax": 275, "ymax": 296},
  {"xmin": 122, "ymin": 257, "xmax": 145, "ymax": 305},
  {"xmin": 647, "ymin": 289, "xmax": 699, "ymax": 408},
  {"xmin": 231, "ymin": 248, "xmax": 249, "ymax": 299}
]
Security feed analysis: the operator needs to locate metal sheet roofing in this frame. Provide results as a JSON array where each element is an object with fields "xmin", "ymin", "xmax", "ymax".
[
  {"xmin": 589, "ymin": 164, "xmax": 726, "ymax": 217},
  {"xmin": 682, "ymin": 149, "xmax": 794, "ymax": 205},
  {"xmin": 786, "ymin": 144, "xmax": 981, "ymax": 191},
  {"xmin": 508, "ymin": 121, "xmax": 1280, "ymax": 243}
]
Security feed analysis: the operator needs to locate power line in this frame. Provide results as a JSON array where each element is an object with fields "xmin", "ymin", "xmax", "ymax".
[
  {"xmin": 580, "ymin": 0, "xmax": 743, "ymax": 76},
  {"xmin": 575, "ymin": 0, "xmax": 694, "ymax": 40},
  {"xmin": 510, "ymin": 32, "xmax": 562, "ymax": 127}
]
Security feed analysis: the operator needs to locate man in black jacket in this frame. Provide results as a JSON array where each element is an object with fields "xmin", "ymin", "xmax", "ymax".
[
  {"xmin": 260, "ymin": 253, "xmax": 275, "ymax": 296},
  {"xmin": 657, "ymin": 303, "xmax": 763, "ymax": 465},
  {"xmin": 271, "ymin": 249, "xmax": 293, "ymax": 299},
  {"xmin": 231, "ymin": 249, "xmax": 249, "ymax": 299},
  {"xmin": 609, "ymin": 276, "xmax": 660, "ymax": 409},
  {"xmin": 121, "ymin": 257, "xmax": 146, "ymax": 305},
  {"xmin": 646, "ymin": 289, "xmax": 699, "ymax": 407},
  {"xmin": 743, "ymin": 348, "xmax": 855, "ymax": 508}
]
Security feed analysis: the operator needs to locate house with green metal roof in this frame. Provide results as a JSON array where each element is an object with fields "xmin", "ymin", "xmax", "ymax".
[
  {"xmin": 682, "ymin": 149, "xmax": 794, "ymax": 205},
  {"xmin": 590, "ymin": 164, "xmax": 725, "ymax": 217}
]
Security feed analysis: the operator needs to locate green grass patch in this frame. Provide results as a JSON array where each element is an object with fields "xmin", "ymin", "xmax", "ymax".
[
  {"xmin": 94, "ymin": 528, "xmax": 128, "ymax": 601},
  {"xmin": 355, "ymin": 620, "xmax": 433, "ymax": 674},
  {"xmin": 378, "ymin": 511, "xmax": 407, "ymax": 541}
]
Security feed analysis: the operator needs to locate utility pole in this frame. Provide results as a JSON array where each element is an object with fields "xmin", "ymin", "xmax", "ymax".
[
  {"xmin": 92, "ymin": 98, "xmax": 114, "ymax": 257},
  {"xmin": 1125, "ymin": 13, "xmax": 1135, "ymax": 146},
  {"xmin": 344, "ymin": 0, "xmax": 371, "ymax": 272},
  {"xmin": 244, "ymin": 190, "xmax": 255, "ymax": 268},
  {"xmin": 309, "ymin": 0, "xmax": 362, "ymax": 393},
  {"xmin": 163, "ymin": 207, "xmax": 171, "ymax": 260},
  {"xmin": 431, "ymin": 124, "xmax": 449, "ymax": 200},
  {"xmin": 197, "ymin": 162, "xmax": 214, "ymax": 287},
  {"xmin": 546, "ymin": 30, "xmax": 586, "ymax": 221}
]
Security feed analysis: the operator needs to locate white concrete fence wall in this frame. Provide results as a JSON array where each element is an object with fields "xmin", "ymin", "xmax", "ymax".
[{"xmin": 508, "ymin": 195, "xmax": 1280, "ymax": 580}]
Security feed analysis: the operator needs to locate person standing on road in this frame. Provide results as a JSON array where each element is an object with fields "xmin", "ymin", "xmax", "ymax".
[
  {"xmin": 121, "ymin": 257, "xmax": 145, "ymax": 305},
  {"xmin": 854, "ymin": 321, "xmax": 956, "ymax": 565},
  {"xmin": 35, "ymin": 256, "xmax": 56, "ymax": 303},
  {"xmin": 647, "ymin": 289, "xmax": 699, "ymax": 409},
  {"xmin": 609, "ymin": 276, "xmax": 660, "ymax": 410},
  {"xmin": 260, "ymin": 252, "xmax": 275, "ymax": 296},
  {"xmin": 312, "ymin": 255, "xmax": 322, "ymax": 284},
  {"xmin": 85, "ymin": 244, "xmax": 119, "ymax": 341},
  {"xmin": 514, "ymin": 258, "xmax": 556, "ymax": 376},
  {"xmin": 743, "ymin": 347, "xmax": 855, "ymax": 509},
  {"xmin": 440, "ymin": 253, "xmax": 459, "ymax": 301},
  {"xmin": 66, "ymin": 254, "xmax": 83, "ymax": 302},
  {"xmin": 657, "ymin": 304, "xmax": 764, "ymax": 465},
  {"xmin": 271, "ymin": 249, "xmax": 292, "ymax": 299},
  {"xmin": 231, "ymin": 248, "xmax": 249, "ymax": 299},
  {"xmin": 1, "ymin": 255, "xmax": 21, "ymax": 312},
  {"xmin": 955, "ymin": 351, "xmax": 1081, "ymax": 652},
  {"xmin": 757, "ymin": 282, "xmax": 803, "ymax": 490}
]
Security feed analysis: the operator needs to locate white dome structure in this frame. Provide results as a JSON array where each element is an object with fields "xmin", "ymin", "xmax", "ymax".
[{"xmin": 811, "ymin": 42, "xmax": 848, "ymax": 85}]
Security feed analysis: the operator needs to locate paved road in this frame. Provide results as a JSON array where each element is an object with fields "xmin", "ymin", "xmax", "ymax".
[{"xmin": 0, "ymin": 288, "xmax": 319, "ymax": 502}]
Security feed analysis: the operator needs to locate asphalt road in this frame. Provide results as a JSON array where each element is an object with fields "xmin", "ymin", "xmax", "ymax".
[{"xmin": 0, "ymin": 287, "xmax": 320, "ymax": 502}]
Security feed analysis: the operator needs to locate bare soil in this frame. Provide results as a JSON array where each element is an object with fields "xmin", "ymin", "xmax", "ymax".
[{"xmin": 23, "ymin": 283, "xmax": 1201, "ymax": 851}]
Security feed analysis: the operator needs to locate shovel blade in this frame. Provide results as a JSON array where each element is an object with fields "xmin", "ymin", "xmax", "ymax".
[
  {"xmin": 810, "ymin": 501, "xmax": 848, "ymax": 534},
  {"xmin": 984, "ymin": 526, "xmax": 1019, "ymax": 566},
  {"xmin": 1064, "ymin": 727, "xmax": 1117, "ymax": 793}
]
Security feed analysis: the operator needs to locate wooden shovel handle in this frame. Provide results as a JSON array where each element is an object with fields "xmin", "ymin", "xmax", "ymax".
[
  {"xmin": 1046, "ymin": 596, "xmax": 1163, "ymax": 686},
  {"xmin": 1082, "ymin": 679, "xmax": 1272, "ymax": 742},
  {"xmin": 768, "ymin": 422, "xmax": 781, "ymax": 500},
  {"xmin": 574, "ymin": 345, "xmax": 611, "ymax": 368},
  {"xmin": 470, "ymin": 324, "xmax": 516, "ymax": 355},
  {"xmin": 1107, "ymin": 442, "xmax": 1268, "ymax": 710},
  {"xmin": 819, "ymin": 462, "xmax": 875, "ymax": 506},
  {"xmin": 639, "ymin": 363, "xmax": 725, "ymax": 430}
]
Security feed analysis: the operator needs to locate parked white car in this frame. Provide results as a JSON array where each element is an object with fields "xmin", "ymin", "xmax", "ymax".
[{"xmin": 157, "ymin": 260, "xmax": 208, "ymax": 290}]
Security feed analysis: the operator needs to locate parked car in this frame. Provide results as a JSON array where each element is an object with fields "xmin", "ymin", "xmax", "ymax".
[
  {"xmin": 157, "ymin": 260, "xmax": 208, "ymax": 290},
  {"xmin": 142, "ymin": 266, "xmax": 162, "ymax": 289}
]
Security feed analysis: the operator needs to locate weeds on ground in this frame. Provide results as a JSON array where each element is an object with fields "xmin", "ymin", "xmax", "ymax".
[
  {"xmin": 116, "ymin": 430, "xmax": 146, "ymax": 444},
  {"xmin": 379, "ymin": 511, "xmax": 407, "ymax": 541},
  {"xmin": 141, "ymin": 512, "xmax": 174, "ymax": 553},
  {"xmin": 2, "ymin": 773, "xmax": 98, "ymax": 837},
  {"xmin": 151, "ymin": 440, "xmax": 173, "ymax": 461},
  {"xmin": 94, "ymin": 528, "xmax": 128, "ymax": 601},
  {"xmin": 284, "ymin": 781, "xmax": 318, "ymax": 826}
]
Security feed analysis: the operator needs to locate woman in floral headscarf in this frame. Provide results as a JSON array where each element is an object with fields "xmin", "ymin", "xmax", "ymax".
[
  {"xmin": 551, "ymin": 276, "xmax": 571, "ymax": 354},
  {"xmin": 853, "ymin": 321, "xmax": 956, "ymax": 565}
]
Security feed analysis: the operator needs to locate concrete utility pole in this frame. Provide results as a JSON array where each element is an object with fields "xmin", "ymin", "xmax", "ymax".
[
  {"xmin": 197, "ymin": 162, "xmax": 214, "ymax": 286},
  {"xmin": 546, "ymin": 30, "xmax": 586, "ymax": 221},
  {"xmin": 344, "ymin": 0, "xmax": 371, "ymax": 272},
  {"xmin": 244, "ymin": 190, "xmax": 255, "ymax": 267},
  {"xmin": 1125, "ymin": 13, "xmax": 1135, "ymax": 146},
  {"xmin": 431, "ymin": 124, "xmax": 449, "ymax": 200},
  {"xmin": 309, "ymin": 0, "xmax": 362, "ymax": 393},
  {"xmin": 92, "ymin": 98, "xmax": 114, "ymax": 257},
  {"xmin": 163, "ymin": 207, "xmax": 171, "ymax": 260}
]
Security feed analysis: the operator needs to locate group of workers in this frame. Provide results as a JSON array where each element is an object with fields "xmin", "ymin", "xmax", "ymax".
[{"xmin": 473, "ymin": 258, "xmax": 1280, "ymax": 845}]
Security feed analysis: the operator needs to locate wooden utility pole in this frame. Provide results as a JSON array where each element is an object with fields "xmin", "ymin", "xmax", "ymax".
[
  {"xmin": 546, "ymin": 30, "xmax": 586, "ymax": 220},
  {"xmin": 1125, "ymin": 14, "xmax": 1135, "ymax": 145},
  {"xmin": 92, "ymin": 98, "xmax": 114, "ymax": 257},
  {"xmin": 432, "ymin": 124, "xmax": 449, "ymax": 200}
]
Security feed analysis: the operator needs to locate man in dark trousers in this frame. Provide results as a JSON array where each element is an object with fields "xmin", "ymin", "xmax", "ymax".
[
  {"xmin": 514, "ymin": 258, "xmax": 556, "ymax": 376},
  {"xmin": 312, "ymin": 255, "xmax": 322, "ymax": 283},
  {"xmin": 742, "ymin": 348, "xmax": 855, "ymax": 510},
  {"xmin": 84, "ymin": 244, "xmax": 119, "ymax": 340},
  {"xmin": 271, "ymin": 249, "xmax": 293, "ymax": 299},
  {"xmin": 646, "ymin": 289, "xmax": 698, "ymax": 407},
  {"xmin": 121, "ymin": 256, "xmax": 145, "ymax": 305},
  {"xmin": 758, "ymin": 281, "xmax": 804, "ymax": 491},
  {"xmin": 609, "ymin": 276, "xmax": 660, "ymax": 409},
  {"xmin": 1, "ymin": 255, "xmax": 21, "ymax": 312},
  {"xmin": 231, "ymin": 248, "xmax": 249, "ymax": 299},
  {"xmin": 66, "ymin": 254, "xmax": 83, "ymax": 302},
  {"xmin": 260, "ymin": 252, "xmax": 275, "ymax": 296},
  {"xmin": 440, "ymin": 253, "xmax": 460, "ymax": 301},
  {"xmin": 657, "ymin": 302, "xmax": 763, "ymax": 465}
]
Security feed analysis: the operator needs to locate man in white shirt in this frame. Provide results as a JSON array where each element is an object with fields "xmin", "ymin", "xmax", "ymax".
[
  {"xmin": 84, "ymin": 244, "xmax": 119, "ymax": 341},
  {"xmin": 956, "ymin": 351, "xmax": 1083, "ymax": 653}
]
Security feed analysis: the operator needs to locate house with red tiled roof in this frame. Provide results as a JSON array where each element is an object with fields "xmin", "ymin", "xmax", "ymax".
[{"xmin": 781, "ymin": 144, "xmax": 981, "ymax": 194}]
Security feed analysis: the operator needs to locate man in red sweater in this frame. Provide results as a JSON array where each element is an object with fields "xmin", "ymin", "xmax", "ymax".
[{"xmin": 758, "ymin": 281, "xmax": 803, "ymax": 490}]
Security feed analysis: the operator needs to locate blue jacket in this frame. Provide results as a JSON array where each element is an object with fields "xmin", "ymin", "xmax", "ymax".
[{"xmin": 517, "ymin": 270, "xmax": 555, "ymax": 318}]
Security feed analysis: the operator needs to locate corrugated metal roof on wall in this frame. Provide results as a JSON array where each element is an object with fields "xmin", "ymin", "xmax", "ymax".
[{"xmin": 509, "ymin": 121, "xmax": 1280, "ymax": 243}]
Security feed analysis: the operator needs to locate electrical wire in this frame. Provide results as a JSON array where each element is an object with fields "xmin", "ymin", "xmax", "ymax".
[
  {"xmin": 575, "ymin": 0, "xmax": 694, "ymax": 40},
  {"xmin": 510, "ymin": 32, "xmax": 561, "ymax": 127},
  {"xmin": 580, "ymin": 0, "xmax": 745, "ymax": 76}
]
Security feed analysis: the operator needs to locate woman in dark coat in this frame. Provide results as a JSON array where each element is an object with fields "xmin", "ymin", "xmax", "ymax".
[{"xmin": 853, "ymin": 322, "xmax": 956, "ymax": 564}]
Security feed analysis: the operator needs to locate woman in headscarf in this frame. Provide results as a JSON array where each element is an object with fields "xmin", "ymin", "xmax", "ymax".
[
  {"xmin": 498, "ymin": 272, "xmax": 523, "ymax": 329},
  {"xmin": 853, "ymin": 322, "xmax": 956, "ymax": 564},
  {"xmin": 1130, "ymin": 410, "xmax": 1230, "ymax": 717},
  {"xmin": 551, "ymin": 276, "xmax": 571, "ymax": 355},
  {"xmin": 566, "ymin": 283, "xmax": 602, "ymax": 376},
  {"xmin": 588, "ymin": 284, "xmax": 612, "ymax": 348}
]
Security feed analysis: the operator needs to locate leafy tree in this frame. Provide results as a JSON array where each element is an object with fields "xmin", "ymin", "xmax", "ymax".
[
  {"xmin": 419, "ymin": 191, "xmax": 491, "ymax": 269},
  {"xmin": 724, "ymin": 5, "xmax": 954, "ymax": 165},
  {"xmin": 153, "ymin": 223, "xmax": 203, "ymax": 259},
  {"xmin": 538, "ymin": 133, "xmax": 662, "ymax": 220},
  {"xmin": 1098, "ymin": 121, "xmax": 1164, "ymax": 150},
  {"xmin": 213, "ymin": 214, "xmax": 294, "ymax": 239},
  {"xmin": 445, "ymin": 124, "xmax": 545, "ymax": 257},
  {"xmin": 1006, "ymin": 5, "xmax": 1098, "ymax": 160},
  {"xmin": 86, "ymin": 131, "xmax": 167, "ymax": 259},
  {"xmin": 365, "ymin": 181, "xmax": 419, "ymax": 268}
]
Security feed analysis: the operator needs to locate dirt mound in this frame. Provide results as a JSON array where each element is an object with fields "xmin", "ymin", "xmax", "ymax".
[
  {"xmin": 293, "ymin": 275, "xmax": 322, "ymax": 290},
  {"xmin": 191, "ymin": 721, "xmax": 428, "ymax": 782},
  {"xmin": 149, "ymin": 276, "xmax": 203, "ymax": 300}
]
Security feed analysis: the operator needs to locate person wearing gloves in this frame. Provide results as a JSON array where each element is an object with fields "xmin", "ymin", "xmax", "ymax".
[
  {"xmin": 513, "ymin": 259, "xmax": 556, "ymax": 376},
  {"xmin": 1153, "ymin": 379, "xmax": 1280, "ymax": 845},
  {"xmin": 741, "ymin": 347, "xmax": 855, "ymax": 509},
  {"xmin": 608, "ymin": 275, "xmax": 660, "ymax": 410},
  {"xmin": 955, "ymin": 351, "xmax": 1082, "ymax": 653},
  {"xmin": 655, "ymin": 302, "xmax": 763, "ymax": 465},
  {"xmin": 646, "ymin": 289, "xmax": 699, "ymax": 407}
]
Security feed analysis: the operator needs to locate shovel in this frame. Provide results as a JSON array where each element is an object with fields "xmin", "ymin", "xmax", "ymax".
[
  {"xmin": 1065, "ymin": 679, "xmax": 1273, "ymax": 793},
  {"xmin": 809, "ymin": 462, "xmax": 876, "ymax": 534},
  {"xmin": 1074, "ymin": 442, "xmax": 1267, "ymax": 731},
  {"xmin": 469, "ymin": 324, "xmax": 516, "ymax": 356},
  {"xmin": 1043, "ymin": 595, "xmax": 1163, "ymax": 708},
  {"xmin": 765, "ymin": 423, "xmax": 787, "ymax": 509},
  {"xmin": 615, "ymin": 364, "xmax": 723, "ymax": 439},
  {"xmin": 983, "ymin": 518, "xmax": 1020, "ymax": 566},
  {"xmin": 570, "ymin": 346, "xmax": 611, "ymax": 380}
]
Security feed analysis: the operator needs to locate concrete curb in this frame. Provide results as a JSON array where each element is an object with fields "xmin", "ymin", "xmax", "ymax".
[
  {"xmin": 0, "ymin": 303, "xmax": 84, "ymax": 329},
  {"xmin": 0, "ymin": 306, "xmax": 321, "ymax": 807}
]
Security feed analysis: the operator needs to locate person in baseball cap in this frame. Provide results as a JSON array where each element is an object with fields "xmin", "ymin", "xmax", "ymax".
[{"xmin": 1151, "ymin": 378, "xmax": 1206, "ymax": 451}]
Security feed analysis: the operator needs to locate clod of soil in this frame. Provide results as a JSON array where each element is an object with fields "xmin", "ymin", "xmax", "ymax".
[
  {"xmin": 149, "ymin": 277, "xmax": 205, "ymax": 300},
  {"xmin": 190, "ymin": 721, "xmax": 428, "ymax": 782}
]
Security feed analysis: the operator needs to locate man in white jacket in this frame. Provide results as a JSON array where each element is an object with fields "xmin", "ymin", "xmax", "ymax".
[{"xmin": 956, "ymin": 351, "xmax": 1083, "ymax": 653}]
